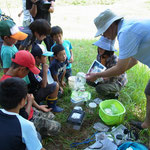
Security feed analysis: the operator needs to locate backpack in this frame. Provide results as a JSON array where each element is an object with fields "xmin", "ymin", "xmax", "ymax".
[{"xmin": 118, "ymin": 142, "xmax": 148, "ymax": 150}]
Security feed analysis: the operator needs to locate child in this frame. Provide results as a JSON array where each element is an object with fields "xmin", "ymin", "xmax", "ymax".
[
  {"xmin": 87, "ymin": 36, "xmax": 127, "ymax": 99},
  {"xmin": 29, "ymin": 43, "xmax": 64, "ymax": 112},
  {"xmin": 0, "ymin": 19, "xmax": 28, "ymax": 73},
  {"xmin": 0, "ymin": 77, "xmax": 45, "ymax": 150},
  {"xmin": 50, "ymin": 44, "xmax": 68, "ymax": 94},
  {"xmin": 18, "ymin": 0, "xmax": 34, "ymax": 27},
  {"xmin": 50, "ymin": 26, "xmax": 74, "ymax": 81},
  {"xmin": 16, "ymin": 19, "xmax": 51, "ymax": 50},
  {"xmin": 0, "ymin": 50, "xmax": 61, "ymax": 137}
]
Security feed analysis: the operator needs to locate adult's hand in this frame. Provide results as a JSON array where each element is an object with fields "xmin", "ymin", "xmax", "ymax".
[{"xmin": 86, "ymin": 72, "xmax": 98, "ymax": 82}]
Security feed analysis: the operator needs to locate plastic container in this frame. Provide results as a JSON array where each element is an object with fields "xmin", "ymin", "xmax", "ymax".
[
  {"xmin": 68, "ymin": 76, "xmax": 76, "ymax": 90},
  {"xmin": 67, "ymin": 108, "xmax": 85, "ymax": 130},
  {"xmin": 88, "ymin": 102, "xmax": 97, "ymax": 114},
  {"xmin": 71, "ymin": 91, "xmax": 91, "ymax": 106},
  {"xmin": 99, "ymin": 99, "xmax": 126, "ymax": 125}
]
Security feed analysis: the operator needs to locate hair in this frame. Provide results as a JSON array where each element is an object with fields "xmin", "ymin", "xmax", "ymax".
[
  {"xmin": 1, "ymin": 35, "xmax": 10, "ymax": 40},
  {"xmin": 0, "ymin": 77, "xmax": 28, "ymax": 109},
  {"xmin": 11, "ymin": 55, "xmax": 29, "ymax": 70},
  {"xmin": 102, "ymin": 50, "xmax": 114, "ymax": 58},
  {"xmin": 114, "ymin": 19, "xmax": 122, "ymax": 25},
  {"xmin": 50, "ymin": 26, "xmax": 63, "ymax": 38},
  {"xmin": 29, "ymin": 19, "xmax": 51, "ymax": 36},
  {"xmin": 52, "ymin": 44, "xmax": 65, "ymax": 56}
]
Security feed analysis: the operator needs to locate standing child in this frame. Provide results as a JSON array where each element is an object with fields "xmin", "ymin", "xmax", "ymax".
[
  {"xmin": 0, "ymin": 19, "xmax": 28, "ymax": 73},
  {"xmin": 29, "ymin": 43, "xmax": 64, "ymax": 112},
  {"xmin": 0, "ymin": 77, "xmax": 45, "ymax": 150},
  {"xmin": 50, "ymin": 44, "xmax": 68, "ymax": 94},
  {"xmin": 50, "ymin": 26, "xmax": 74, "ymax": 81},
  {"xmin": 18, "ymin": 0, "xmax": 34, "ymax": 27},
  {"xmin": 87, "ymin": 36, "xmax": 127, "ymax": 99}
]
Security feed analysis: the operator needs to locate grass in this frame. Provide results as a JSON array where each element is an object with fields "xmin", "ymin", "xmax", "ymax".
[
  {"xmin": 42, "ymin": 39, "xmax": 150, "ymax": 149},
  {"xmin": 0, "ymin": 39, "xmax": 149, "ymax": 149}
]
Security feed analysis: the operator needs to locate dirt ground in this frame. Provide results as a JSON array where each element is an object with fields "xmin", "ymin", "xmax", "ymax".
[{"xmin": 1, "ymin": 0, "xmax": 150, "ymax": 39}]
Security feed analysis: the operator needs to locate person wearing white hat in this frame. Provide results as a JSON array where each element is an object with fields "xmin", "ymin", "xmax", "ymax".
[
  {"xmin": 86, "ymin": 9, "xmax": 150, "ymax": 129},
  {"xmin": 87, "ymin": 36, "xmax": 127, "ymax": 99}
]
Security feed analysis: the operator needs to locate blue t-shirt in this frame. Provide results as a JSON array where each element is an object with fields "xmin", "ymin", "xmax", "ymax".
[
  {"xmin": 1, "ymin": 44, "xmax": 30, "ymax": 84},
  {"xmin": 0, "ymin": 109, "xmax": 42, "ymax": 150},
  {"xmin": 50, "ymin": 58, "xmax": 68, "ymax": 80},
  {"xmin": 51, "ymin": 40, "xmax": 73, "ymax": 69},
  {"xmin": 1, "ymin": 44, "xmax": 18, "ymax": 68},
  {"xmin": 118, "ymin": 19, "xmax": 150, "ymax": 68}
]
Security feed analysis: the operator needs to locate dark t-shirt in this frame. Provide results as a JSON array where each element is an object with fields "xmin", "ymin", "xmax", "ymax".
[
  {"xmin": 26, "ymin": 0, "xmax": 55, "ymax": 24},
  {"xmin": 28, "ymin": 68, "xmax": 43, "ymax": 95},
  {"xmin": 50, "ymin": 58, "xmax": 68, "ymax": 80}
]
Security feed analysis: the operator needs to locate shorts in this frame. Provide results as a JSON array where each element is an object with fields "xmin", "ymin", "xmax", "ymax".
[
  {"xmin": 145, "ymin": 80, "xmax": 150, "ymax": 95},
  {"xmin": 32, "ymin": 107, "xmax": 61, "ymax": 137},
  {"xmin": 35, "ymin": 82, "xmax": 57, "ymax": 104}
]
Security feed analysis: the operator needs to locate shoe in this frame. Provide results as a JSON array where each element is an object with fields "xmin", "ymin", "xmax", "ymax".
[
  {"xmin": 47, "ymin": 100, "xmax": 64, "ymax": 113},
  {"xmin": 130, "ymin": 120, "xmax": 143, "ymax": 130},
  {"xmin": 52, "ymin": 106, "xmax": 64, "ymax": 112}
]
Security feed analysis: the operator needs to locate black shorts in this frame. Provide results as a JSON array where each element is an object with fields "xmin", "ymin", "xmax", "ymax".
[
  {"xmin": 145, "ymin": 80, "xmax": 150, "ymax": 95},
  {"xmin": 35, "ymin": 82, "xmax": 57, "ymax": 104}
]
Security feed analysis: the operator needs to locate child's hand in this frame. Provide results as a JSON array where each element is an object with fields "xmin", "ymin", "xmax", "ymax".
[
  {"xmin": 60, "ymin": 86, "xmax": 64, "ymax": 94},
  {"xmin": 43, "ymin": 63, "xmax": 49, "ymax": 72},
  {"xmin": 61, "ymin": 81, "xmax": 66, "ymax": 87},
  {"xmin": 27, "ymin": 94, "xmax": 34, "ymax": 105},
  {"xmin": 39, "ymin": 105, "xmax": 52, "ymax": 112},
  {"xmin": 69, "ymin": 57, "xmax": 74, "ymax": 63},
  {"xmin": 18, "ymin": 13, "xmax": 22, "ymax": 17}
]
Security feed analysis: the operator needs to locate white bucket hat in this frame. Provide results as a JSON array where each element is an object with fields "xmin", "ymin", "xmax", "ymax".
[
  {"xmin": 94, "ymin": 9, "xmax": 123, "ymax": 37},
  {"xmin": 93, "ymin": 36, "xmax": 117, "ymax": 52}
]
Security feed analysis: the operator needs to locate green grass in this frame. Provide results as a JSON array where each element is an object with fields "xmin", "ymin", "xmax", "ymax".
[
  {"xmin": 0, "ymin": 39, "xmax": 149, "ymax": 148},
  {"xmin": 42, "ymin": 39, "xmax": 150, "ymax": 149}
]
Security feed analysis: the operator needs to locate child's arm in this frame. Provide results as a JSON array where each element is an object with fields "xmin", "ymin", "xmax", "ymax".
[
  {"xmin": 25, "ymin": 94, "xmax": 34, "ymax": 115},
  {"xmin": 48, "ymin": 1, "xmax": 55, "ymax": 13},
  {"xmin": 60, "ymin": 69, "xmax": 66, "ymax": 87},
  {"xmin": 69, "ymin": 49, "xmax": 74, "ymax": 63},
  {"xmin": 29, "ymin": 0, "xmax": 38, "ymax": 17},
  {"xmin": 41, "ymin": 63, "xmax": 49, "ymax": 88},
  {"xmin": 18, "ymin": 10, "xmax": 23, "ymax": 17},
  {"xmin": 32, "ymin": 99, "xmax": 52, "ymax": 112}
]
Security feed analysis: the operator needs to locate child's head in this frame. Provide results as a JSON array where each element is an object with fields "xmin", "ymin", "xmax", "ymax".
[
  {"xmin": 50, "ymin": 26, "xmax": 63, "ymax": 44},
  {"xmin": 11, "ymin": 50, "xmax": 40, "ymax": 78},
  {"xmin": 93, "ymin": 36, "xmax": 117, "ymax": 57},
  {"xmin": 29, "ymin": 19, "xmax": 51, "ymax": 41},
  {"xmin": 0, "ymin": 20, "xmax": 28, "ymax": 46},
  {"xmin": 52, "ymin": 44, "xmax": 66, "ymax": 62},
  {"xmin": 0, "ymin": 77, "xmax": 28, "ymax": 110},
  {"xmin": 31, "ymin": 44, "xmax": 53, "ymax": 64}
]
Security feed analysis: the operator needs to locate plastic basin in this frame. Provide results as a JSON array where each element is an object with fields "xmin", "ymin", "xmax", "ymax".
[{"xmin": 99, "ymin": 99, "xmax": 126, "ymax": 125}]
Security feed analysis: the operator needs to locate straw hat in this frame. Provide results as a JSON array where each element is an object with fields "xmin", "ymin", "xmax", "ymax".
[{"xmin": 94, "ymin": 9, "xmax": 123, "ymax": 37}]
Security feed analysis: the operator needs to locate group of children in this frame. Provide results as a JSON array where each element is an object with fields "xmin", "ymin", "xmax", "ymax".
[
  {"xmin": 0, "ymin": 12, "xmax": 74, "ymax": 149},
  {"xmin": 0, "ymin": 10, "xmax": 127, "ymax": 150}
]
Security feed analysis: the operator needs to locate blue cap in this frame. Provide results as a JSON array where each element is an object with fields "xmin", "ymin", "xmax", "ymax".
[{"xmin": 93, "ymin": 36, "xmax": 117, "ymax": 52}]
